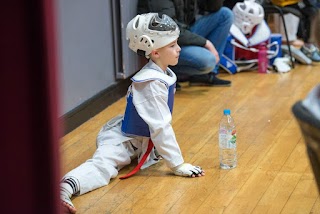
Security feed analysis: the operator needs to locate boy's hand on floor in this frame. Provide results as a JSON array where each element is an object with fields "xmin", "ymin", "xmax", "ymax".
[{"xmin": 172, "ymin": 163, "xmax": 205, "ymax": 177}]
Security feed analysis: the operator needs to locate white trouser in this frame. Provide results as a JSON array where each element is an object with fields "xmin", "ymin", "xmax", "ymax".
[{"xmin": 63, "ymin": 140, "xmax": 139, "ymax": 195}]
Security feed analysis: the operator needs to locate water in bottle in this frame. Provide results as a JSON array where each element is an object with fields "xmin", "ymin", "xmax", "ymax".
[{"xmin": 219, "ymin": 109, "xmax": 237, "ymax": 169}]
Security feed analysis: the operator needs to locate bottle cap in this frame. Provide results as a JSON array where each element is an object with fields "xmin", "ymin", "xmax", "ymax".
[{"xmin": 223, "ymin": 109, "xmax": 231, "ymax": 115}]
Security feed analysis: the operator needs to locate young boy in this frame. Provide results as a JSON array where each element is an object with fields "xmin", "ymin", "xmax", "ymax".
[{"xmin": 61, "ymin": 13, "xmax": 205, "ymax": 213}]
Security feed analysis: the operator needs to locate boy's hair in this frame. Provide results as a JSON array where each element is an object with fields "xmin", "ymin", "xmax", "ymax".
[{"xmin": 126, "ymin": 13, "xmax": 180, "ymax": 58}]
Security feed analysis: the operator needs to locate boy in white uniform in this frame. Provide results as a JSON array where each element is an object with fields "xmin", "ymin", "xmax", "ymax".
[{"xmin": 61, "ymin": 13, "xmax": 205, "ymax": 213}]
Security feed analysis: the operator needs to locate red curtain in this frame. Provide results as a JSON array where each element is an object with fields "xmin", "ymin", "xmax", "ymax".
[{"xmin": 1, "ymin": 1, "xmax": 62, "ymax": 213}]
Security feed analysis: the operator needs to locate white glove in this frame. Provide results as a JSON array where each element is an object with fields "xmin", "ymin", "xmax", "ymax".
[{"xmin": 172, "ymin": 163, "xmax": 204, "ymax": 177}]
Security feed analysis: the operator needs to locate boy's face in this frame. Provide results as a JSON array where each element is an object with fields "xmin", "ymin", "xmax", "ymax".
[{"xmin": 154, "ymin": 39, "xmax": 181, "ymax": 66}]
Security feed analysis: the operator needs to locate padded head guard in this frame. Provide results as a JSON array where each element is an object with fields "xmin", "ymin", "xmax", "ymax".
[
  {"xmin": 233, "ymin": 0, "xmax": 264, "ymax": 35},
  {"xmin": 126, "ymin": 13, "xmax": 180, "ymax": 58}
]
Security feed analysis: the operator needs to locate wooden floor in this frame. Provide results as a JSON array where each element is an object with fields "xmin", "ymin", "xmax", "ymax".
[{"xmin": 61, "ymin": 64, "xmax": 320, "ymax": 214}]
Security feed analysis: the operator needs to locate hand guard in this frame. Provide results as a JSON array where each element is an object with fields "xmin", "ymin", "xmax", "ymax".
[{"xmin": 172, "ymin": 163, "xmax": 203, "ymax": 177}]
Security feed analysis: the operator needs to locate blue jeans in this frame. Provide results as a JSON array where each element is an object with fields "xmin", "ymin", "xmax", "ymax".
[{"xmin": 171, "ymin": 7, "xmax": 233, "ymax": 77}]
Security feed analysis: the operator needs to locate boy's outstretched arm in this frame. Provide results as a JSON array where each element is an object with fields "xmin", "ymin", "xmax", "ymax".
[{"xmin": 133, "ymin": 81, "xmax": 205, "ymax": 177}]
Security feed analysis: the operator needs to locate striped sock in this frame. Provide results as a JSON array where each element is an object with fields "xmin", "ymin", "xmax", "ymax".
[{"xmin": 60, "ymin": 177, "xmax": 80, "ymax": 197}]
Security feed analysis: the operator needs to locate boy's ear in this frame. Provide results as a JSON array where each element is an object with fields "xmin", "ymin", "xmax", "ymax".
[{"xmin": 151, "ymin": 49, "xmax": 160, "ymax": 58}]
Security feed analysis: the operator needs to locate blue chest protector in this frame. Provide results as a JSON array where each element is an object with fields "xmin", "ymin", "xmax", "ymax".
[{"xmin": 121, "ymin": 68, "xmax": 176, "ymax": 137}]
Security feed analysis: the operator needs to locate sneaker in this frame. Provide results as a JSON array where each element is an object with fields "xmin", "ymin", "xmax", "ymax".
[
  {"xmin": 189, "ymin": 73, "xmax": 231, "ymax": 86},
  {"xmin": 301, "ymin": 44, "xmax": 320, "ymax": 62},
  {"xmin": 282, "ymin": 45, "xmax": 312, "ymax": 65}
]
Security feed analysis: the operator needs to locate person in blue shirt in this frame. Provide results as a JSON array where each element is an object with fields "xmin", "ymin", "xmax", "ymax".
[{"xmin": 138, "ymin": 0, "xmax": 234, "ymax": 89}]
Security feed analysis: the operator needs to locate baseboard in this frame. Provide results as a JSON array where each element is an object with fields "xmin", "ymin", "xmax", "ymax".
[{"xmin": 61, "ymin": 77, "xmax": 132, "ymax": 135}]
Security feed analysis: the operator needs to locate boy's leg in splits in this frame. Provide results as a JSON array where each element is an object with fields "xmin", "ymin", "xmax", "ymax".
[{"xmin": 60, "ymin": 139, "xmax": 138, "ymax": 213}]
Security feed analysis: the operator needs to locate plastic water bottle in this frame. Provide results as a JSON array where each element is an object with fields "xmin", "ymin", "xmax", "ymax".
[
  {"xmin": 258, "ymin": 44, "xmax": 268, "ymax": 73},
  {"xmin": 219, "ymin": 109, "xmax": 237, "ymax": 169}
]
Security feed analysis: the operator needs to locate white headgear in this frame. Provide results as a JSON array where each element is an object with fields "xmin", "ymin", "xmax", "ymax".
[
  {"xmin": 126, "ymin": 13, "xmax": 180, "ymax": 58},
  {"xmin": 233, "ymin": 0, "xmax": 264, "ymax": 35}
]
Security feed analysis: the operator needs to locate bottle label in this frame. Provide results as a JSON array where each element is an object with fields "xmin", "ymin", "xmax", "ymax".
[
  {"xmin": 230, "ymin": 129, "xmax": 237, "ymax": 144},
  {"xmin": 219, "ymin": 129, "xmax": 237, "ymax": 148}
]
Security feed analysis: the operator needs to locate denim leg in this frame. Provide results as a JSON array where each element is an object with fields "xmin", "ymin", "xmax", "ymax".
[
  {"xmin": 190, "ymin": 7, "xmax": 233, "ymax": 72},
  {"xmin": 171, "ymin": 46, "xmax": 216, "ymax": 77}
]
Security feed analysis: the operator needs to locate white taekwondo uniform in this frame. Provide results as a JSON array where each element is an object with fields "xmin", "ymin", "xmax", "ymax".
[{"xmin": 63, "ymin": 60, "xmax": 184, "ymax": 195}]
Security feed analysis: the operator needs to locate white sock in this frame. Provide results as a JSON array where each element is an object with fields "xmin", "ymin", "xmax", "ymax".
[{"xmin": 60, "ymin": 185, "xmax": 75, "ymax": 208}]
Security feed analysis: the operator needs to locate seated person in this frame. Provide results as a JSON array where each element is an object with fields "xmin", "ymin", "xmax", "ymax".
[
  {"xmin": 138, "ymin": 0, "xmax": 234, "ymax": 88},
  {"xmin": 272, "ymin": 0, "xmax": 320, "ymax": 61}
]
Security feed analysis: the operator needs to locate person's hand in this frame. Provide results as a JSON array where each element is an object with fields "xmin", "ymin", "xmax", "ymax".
[
  {"xmin": 205, "ymin": 40, "xmax": 220, "ymax": 63},
  {"xmin": 172, "ymin": 163, "xmax": 205, "ymax": 177}
]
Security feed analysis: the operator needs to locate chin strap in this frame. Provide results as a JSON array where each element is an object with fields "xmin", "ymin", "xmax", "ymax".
[{"xmin": 119, "ymin": 139, "xmax": 154, "ymax": 179}]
